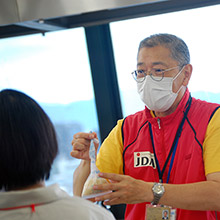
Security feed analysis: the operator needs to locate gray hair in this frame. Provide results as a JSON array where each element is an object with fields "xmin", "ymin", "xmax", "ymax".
[{"xmin": 138, "ymin": 33, "xmax": 190, "ymax": 66}]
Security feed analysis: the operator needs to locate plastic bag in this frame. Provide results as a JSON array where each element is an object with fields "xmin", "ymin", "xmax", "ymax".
[{"xmin": 82, "ymin": 137, "xmax": 111, "ymax": 200}]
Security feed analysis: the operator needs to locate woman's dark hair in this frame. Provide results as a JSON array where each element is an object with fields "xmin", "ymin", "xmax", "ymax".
[{"xmin": 0, "ymin": 89, "xmax": 58, "ymax": 191}]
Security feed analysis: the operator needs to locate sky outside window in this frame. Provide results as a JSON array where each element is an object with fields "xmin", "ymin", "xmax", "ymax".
[{"xmin": 0, "ymin": 28, "xmax": 94, "ymax": 104}]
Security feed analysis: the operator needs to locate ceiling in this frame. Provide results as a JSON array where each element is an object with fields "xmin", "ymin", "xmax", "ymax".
[{"xmin": 0, "ymin": 0, "xmax": 220, "ymax": 39}]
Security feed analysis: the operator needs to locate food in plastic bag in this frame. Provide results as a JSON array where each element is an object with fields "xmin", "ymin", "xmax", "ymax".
[
  {"xmin": 82, "ymin": 137, "xmax": 111, "ymax": 200},
  {"xmin": 82, "ymin": 171, "xmax": 110, "ymax": 198}
]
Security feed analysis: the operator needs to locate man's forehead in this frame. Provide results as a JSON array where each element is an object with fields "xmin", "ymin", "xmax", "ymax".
[
  {"xmin": 137, "ymin": 46, "xmax": 174, "ymax": 67},
  {"xmin": 137, "ymin": 61, "xmax": 169, "ymax": 67}
]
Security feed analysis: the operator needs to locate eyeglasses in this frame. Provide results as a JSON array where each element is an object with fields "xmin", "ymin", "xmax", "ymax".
[{"xmin": 131, "ymin": 66, "xmax": 181, "ymax": 82}]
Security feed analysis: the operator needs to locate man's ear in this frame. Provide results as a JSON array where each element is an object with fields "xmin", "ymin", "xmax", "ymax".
[{"xmin": 182, "ymin": 64, "xmax": 192, "ymax": 86}]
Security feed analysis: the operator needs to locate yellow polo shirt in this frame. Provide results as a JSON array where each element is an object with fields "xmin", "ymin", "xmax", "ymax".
[{"xmin": 96, "ymin": 108, "xmax": 220, "ymax": 176}]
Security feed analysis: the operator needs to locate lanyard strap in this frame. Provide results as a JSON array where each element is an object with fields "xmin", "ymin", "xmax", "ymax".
[
  {"xmin": 0, "ymin": 204, "xmax": 40, "ymax": 212},
  {"xmin": 149, "ymin": 95, "xmax": 192, "ymax": 183}
]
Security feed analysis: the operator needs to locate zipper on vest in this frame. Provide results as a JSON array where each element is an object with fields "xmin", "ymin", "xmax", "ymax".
[{"xmin": 157, "ymin": 118, "xmax": 161, "ymax": 129}]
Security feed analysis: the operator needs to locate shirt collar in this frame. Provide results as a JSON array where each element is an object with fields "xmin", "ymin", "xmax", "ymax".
[
  {"xmin": 146, "ymin": 88, "xmax": 190, "ymax": 120},
  {"xmin": 0, "ymin": 184, "xmax": 69, "ymax": 209}
]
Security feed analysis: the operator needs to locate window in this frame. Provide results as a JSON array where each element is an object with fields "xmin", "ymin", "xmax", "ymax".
[
  {"xmin": 110, "ymin": 5, "xmax": 220, "ymax": 117},
  {"xmin": 0, "ymin": 28, "xmax": 99, "ymax": 195}
]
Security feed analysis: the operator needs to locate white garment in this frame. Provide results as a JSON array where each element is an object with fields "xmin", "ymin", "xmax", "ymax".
[{"xmin": 0, "ymin": 184, "xmax": 115, "ymax": 220}]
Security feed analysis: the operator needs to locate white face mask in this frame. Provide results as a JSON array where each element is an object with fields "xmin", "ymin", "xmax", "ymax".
[{"xmin": 137, "ymin": 67, "xmax": 184, "ymax": 112}]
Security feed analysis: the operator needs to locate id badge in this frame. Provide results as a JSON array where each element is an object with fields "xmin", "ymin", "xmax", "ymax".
[{"xmin": 145, "ymin": 204, "xmax": 176, "ymax": 220}]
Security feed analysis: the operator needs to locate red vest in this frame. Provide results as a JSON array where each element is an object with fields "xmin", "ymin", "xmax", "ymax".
[{"xmin": 122, "ymin": 90, "xmax": 220, "ymax": 220}]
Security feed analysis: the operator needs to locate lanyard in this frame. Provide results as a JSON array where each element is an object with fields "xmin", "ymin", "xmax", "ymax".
[
  {"xmin": 149, "ymin": 95, "xmax": 192, "ymax": 183},
  {"xmin": 0, "ymin": 203, "xmax": 40, "ymax": 212}
]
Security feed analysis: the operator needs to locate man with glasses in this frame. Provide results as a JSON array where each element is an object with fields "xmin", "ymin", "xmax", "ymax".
[{"xmin": 71, "ymin": 34, "xmax": 220, "ymax": 220}]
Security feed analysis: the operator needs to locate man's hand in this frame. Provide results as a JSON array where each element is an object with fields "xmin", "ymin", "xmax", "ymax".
[
  {"xmin": 93, "ymin": 172, "xmax": 220, "ymax": 211},
  {"xmin": 71, "ymin": 132, "xmax": 99, "ymax": 196},
  {"xmin": 70, "ymin": 132, "xmax": 99, "ymax": 160},
  {"xmin": 93, "ymin": 172, "xmax": 153, "ymax": 205}
]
